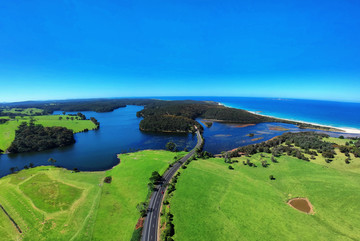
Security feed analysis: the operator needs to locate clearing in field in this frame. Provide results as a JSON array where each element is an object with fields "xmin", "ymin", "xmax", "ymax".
[{"xmin": 19, "ymin": 173, "xmax": 83, "ymax": 213}]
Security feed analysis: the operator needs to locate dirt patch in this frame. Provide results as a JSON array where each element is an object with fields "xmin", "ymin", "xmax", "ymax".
[
  {"xmin": 269, "ymin": 126, "xmax": 289, "ymax": 131},
  {"xmin": 251, "ymin": 137, "xmax": 264, "ymax": 141},
  {"xmin": 135, "ymin": 217, "xmax": 144, "ymax": 229},
  {"xmin": 288, "ymin": 198, "xmax": 314, "ymax": 214}
]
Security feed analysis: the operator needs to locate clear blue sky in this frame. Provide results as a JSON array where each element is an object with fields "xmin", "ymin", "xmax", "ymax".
[{"xmin": 1, "ymin": 0, "xmax": 359, "ymax": 102}]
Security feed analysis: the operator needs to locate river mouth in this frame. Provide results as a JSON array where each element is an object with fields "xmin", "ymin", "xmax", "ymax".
[{"xmin": 288, "ymin": 198, "xmax": 314, "ymax": 214}]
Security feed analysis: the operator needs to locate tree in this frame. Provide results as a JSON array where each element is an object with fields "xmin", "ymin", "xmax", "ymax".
[
  {"xmin": 29, "ymin": 163, "xmax": 34, "ymax": 168},
  {"xmin": 58, "ymin": 116, "xmax": 63, "ymax": 120},
  {"xmin": 149, "ymin": 171, "xmax": 161, "ymax": 184},
  {"xmin": 228, "ymin": 165, "xmax": 234, "ymax": 170},
  {"xmin": 271, "ymin": 155, "xmax": 278, "ymax": 163},
  {"xmin": 70, "ymin": 117, "xmax": 74, "ymax": 121},
  {"xmin": 62, "ymin": 111, "xmax": 66, "ymax": 115},
  {"xmin": 0, "ymin": 149, "xmax": 3, "ymax": 154},
  {"xmin": 269, "ymin": 175, "xmax": 276, "ymax": 180},
  {"xmin": 339, "ymin": 135, "xmax": 344, "ymax": 139},
  {"xmin": 104, "ymin": 176, "xmax": 112, "ymax": 183},
  {"xmin": 166, "ymin": 142, "xmax": 176, "ymax": 152},
  {"xmin": 136, "ymin": 201, "xmax": 149, "ymax": 217}
]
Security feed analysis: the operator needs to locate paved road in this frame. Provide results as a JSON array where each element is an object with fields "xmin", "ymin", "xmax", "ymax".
[{"xmin": 141, "ymin": 129, "xmax": 203, "ymax": 241}]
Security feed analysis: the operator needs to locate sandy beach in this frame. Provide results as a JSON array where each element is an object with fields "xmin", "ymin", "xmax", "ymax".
[{"xmin": 219, "ymin": 102, "xmax": 360, "ymax": 134}]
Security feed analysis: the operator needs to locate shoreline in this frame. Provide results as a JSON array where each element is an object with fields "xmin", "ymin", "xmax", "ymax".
[{"xmin": 218, "ymin": 102, "xmax": 360, "ymax": 134}]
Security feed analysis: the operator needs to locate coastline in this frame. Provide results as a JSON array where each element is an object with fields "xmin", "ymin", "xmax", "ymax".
[{"xmin": 218, "ymin": 102, "xmax": 360, "ymax": 134}]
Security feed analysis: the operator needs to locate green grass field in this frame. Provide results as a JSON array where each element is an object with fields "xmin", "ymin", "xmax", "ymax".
[
  {"xmin": 0, "ymin": 115, "xmax": 96, "ymax": 151},
  {"xmin": 0, "ymin": 166, "xmax": 105, "ymax": 241},
  {"xmin": 323, "ymin": 137, "xmax": 357, "ymax": 146},
  {"xmin": 171, "ymin": 152, "xmax": 360, "ymax": 240},
  {"xmin": 0, "ymin": 150, "xmax": 183, "ymax": 240},
  {"xmin": 1, "ymin": 108, "xmax": 44, "ymax": 115},
  {"xmin": 92, "ymin": 150, "xmax": 185, "ymax": 241}
]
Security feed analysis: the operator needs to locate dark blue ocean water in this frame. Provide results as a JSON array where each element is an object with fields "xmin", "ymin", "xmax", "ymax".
[{"xmin": 160, "ymin": 97, "xmax": 360, "ymax": 130}]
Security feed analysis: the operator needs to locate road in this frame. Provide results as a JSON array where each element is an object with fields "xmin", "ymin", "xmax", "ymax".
[{"xmin": 141, "ymin": 129, "xmax": 203, "ymax": 241}]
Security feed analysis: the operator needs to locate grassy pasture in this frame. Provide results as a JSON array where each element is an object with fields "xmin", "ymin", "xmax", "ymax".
[
  {"xmin": 322, "ymin": 137, "xmax": 356, "ymax": 146},
  {"xmin": 0, "ymin": 115, "xmax": 96, "ymax": 151},
  {"xmin": 1, "ymin": 108, "xmax": 44, "ymax": 115},
  {"xmin": 19, "ymin": 173, "xmax": 83, "ymax": 213},
  {"xmin": 171, "ymin": 152, "xmax": 360, "ymax": 240},
  {"xmin": 0, "ymin": 166, "xmax": 105, "ymax": 241},
  {"xmin": 92, "ymin": 150, "xmax": 185, "ymax": 241},
  {"xmin": 0, "ymin": 150, "xmax": 182, "ymax": 240}
]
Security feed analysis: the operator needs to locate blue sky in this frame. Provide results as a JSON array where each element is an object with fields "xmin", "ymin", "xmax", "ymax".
[{"xmin": 0, "ymin": 0, "xmax": 359, "ymax": 102}]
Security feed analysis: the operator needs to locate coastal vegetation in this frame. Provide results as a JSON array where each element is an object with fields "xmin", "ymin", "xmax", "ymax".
[
  {"xmin": 169, "ymin": 136, "xmax": 360, "ymax": 240},
  {"xmin": 0, "ymin": 115, "xmax": 96, "ymax": 151}
]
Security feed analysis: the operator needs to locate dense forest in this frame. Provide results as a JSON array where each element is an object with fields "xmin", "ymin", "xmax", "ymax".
[
  {"xmin": 139, "ymin": 115, "xmax": 203, "ymax": 133},
  {"xmin": 0, "ymin": 99, "xmax": 163, "ymax": 114},
  {"xmin": 8, "ymin": 122, "xmax": 75, "ymax": 153}
]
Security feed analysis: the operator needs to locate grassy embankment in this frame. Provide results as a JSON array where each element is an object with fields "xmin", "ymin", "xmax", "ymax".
[
  {"xmin": 170, "ymin": 137, "xmax": 360, "ymax": 241},
  {"xmin": 0, "ymin": 115, "xmax": 96, "ymax": 151},
  {"xmin": 0, "ymin": 150, "xmax": 183, "ymax": 240}
]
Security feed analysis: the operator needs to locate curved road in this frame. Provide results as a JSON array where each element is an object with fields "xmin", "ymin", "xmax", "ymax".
[{"xmin": 141, "ymin": 129, "xmax": 203, "ymax": 241}]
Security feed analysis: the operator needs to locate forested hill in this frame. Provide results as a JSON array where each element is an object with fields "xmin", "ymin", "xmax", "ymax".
[{"xmin": 0, "ymin": 99, "xmax": 163, "ymax": 114}]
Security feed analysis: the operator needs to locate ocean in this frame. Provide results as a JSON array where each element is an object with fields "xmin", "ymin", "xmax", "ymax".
[{"xmin": 160, "ymin": 97, "xmax": 360, "ymax": 130}]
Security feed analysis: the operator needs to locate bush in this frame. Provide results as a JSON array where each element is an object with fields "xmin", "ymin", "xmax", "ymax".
[{"xmin": 104, "ymin": 176, "xmax": 112, "ymax": 183}]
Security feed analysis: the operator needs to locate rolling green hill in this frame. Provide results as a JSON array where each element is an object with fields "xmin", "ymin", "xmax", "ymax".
[{"xmin": 170, "ymin": 139, "xmax": 360, "ymax": 241}]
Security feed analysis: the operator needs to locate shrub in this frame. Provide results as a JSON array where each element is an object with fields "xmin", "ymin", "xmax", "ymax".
[{"xmin": 104, "ymin": 176, "xmax": 112, "ymax": 183}]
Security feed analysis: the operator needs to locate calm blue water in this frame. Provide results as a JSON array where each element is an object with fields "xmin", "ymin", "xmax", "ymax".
[
  {"xmin": 0, "ymin": 106, "xmax": 197, "ymax": 177},
  {"xmin": 160, "ymin": 97, "xmax": 360, "ymax": 130}
]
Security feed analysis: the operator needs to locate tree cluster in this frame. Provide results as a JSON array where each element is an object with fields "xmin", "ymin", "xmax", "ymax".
[
  {"xmin": 8, "ymin": 122, "xmax": 75, "ymax": 153},
  {"xmin": 140, "ymin": 115, "xmax": 202, "ymax": 133}
]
